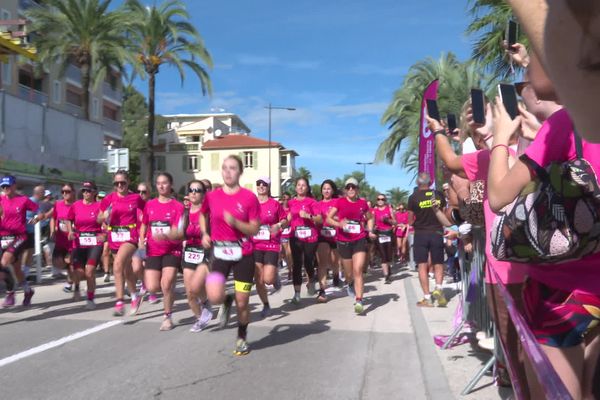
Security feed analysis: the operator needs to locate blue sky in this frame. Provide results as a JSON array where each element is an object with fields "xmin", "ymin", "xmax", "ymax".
[{"xmin": 132, "ymin": 0, "xmax": 474, "ymax": 193}]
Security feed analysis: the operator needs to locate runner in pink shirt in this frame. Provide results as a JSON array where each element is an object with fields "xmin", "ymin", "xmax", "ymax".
[
  {"xmin": 98, "ymin": 170, "xmax": 146, "ymax": 317},
  {"xmin": 50, "ymin": 183, "xmax": 76, "ymax": 297},
  {"xmin": 181, "ymin": 180, "xmax": 212, "ymax": 333},
  {"xmin": 315, "ymin": 179, "xmax": 341, "ymax": 303},
  {"xmin": 131, "ymin": 182, "xmax": 150, "ymax": 301},
  {"xmin": 279, "ymin": 193, "xmax": 293, "ymax": 281},
  {"xmin": 139, "ymin": 172, "xmax": 185, "ymax": 330},
  {"xmin": 67, "ymin": 181, "xmax": 104, "ymax": 310},
  {"xmin": 200, "ymin": 155, "xmax": 260, "ymax": 356},
  {"xmin": 327, "ymin": 177, "xmax": 374, "ymax": 314},
  {"xmin": 0, "ymin": 175, "xmax": 39, "ymax": 307},
  {"xmin": 372, "ymin": 193, "xmax": 397, "ymax": 283},
  {"xmin": 252, "ymin": 177, "xmax": 287, "ymax": 318},
  {"xmin": 394, "ymin": 204, "xmax": 410, "ymax": 262},
  {"xmin": 287, "ymin": 177, "xmax": 322, "ymax": 305}
]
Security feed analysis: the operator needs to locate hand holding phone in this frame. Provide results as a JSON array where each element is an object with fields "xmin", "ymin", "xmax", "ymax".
[
  {"xmin": 470, "ymin": 89, "xmax": 486, "ymax": 125},
  {"xmin": 506, "ymin": 20, "xmax": 519, "ymax": 53},
  {"xmin": 426, "ymin": 99, "xmax": 440, "ymax": 122},
  {"xmin": 447, "ymin": 114, "xmax": 457, "ymax": 135},
  {"xmin": 498, "ymin": 83, "xmax": 519, "ymax": 120}
]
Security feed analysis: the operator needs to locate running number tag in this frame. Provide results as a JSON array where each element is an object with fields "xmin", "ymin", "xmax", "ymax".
[
  {"xmin": 343, "ymin": 221, "xmax": 362, "ymax": 234},
  {"xmin": 0, "ymin": 235, "xmax": 15, "ymax": 250},
  {"xmin": 213, "ymin": 241, "xmax": 242, "ymax": 261},
  {"xmin": 150, "ymin": 221, "xmax": 170, "ymax": 237},
  {"xmin": 79, "ymin": 232, "xmax": 98, "ymax": 247},
  {"xmin": 253, "ymin": 225, "xmax": 271, "ymax": 241},
  {"xmin": 295, "ymin": 226, "xmax": 312, "ymax": 239},
  {"xmin": 58, "ymin": 220, "xmax": 69, "ymax": 233},
  {"xmin": 320, "ymin": 227, "xmax": 336, "ymax": 238},
  {"xmin": 281, "ymin": 226, "xmax": 291, "ymax": 235},
  {"xmin": 378, "ymin": 235, "xmax": 392, "ymax": 244},
  {"xmin": 184, "ymin": 246, "xmax": 205, "ymax": 264},
  {"xmin": 110, "ymin": 227, "xmax": 131, "ymax": 243}
]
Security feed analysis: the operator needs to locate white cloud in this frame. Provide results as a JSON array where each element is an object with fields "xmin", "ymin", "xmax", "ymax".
[
  {"xmin": 325, "ymin": 102, "xmax": 388, "ymax": 117},
  {"xmin": 237, "ymin": 54, "xmax": 321, "ymax": 70}
]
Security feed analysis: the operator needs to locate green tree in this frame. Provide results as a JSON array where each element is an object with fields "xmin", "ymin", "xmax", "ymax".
[
  {"xmin": 27, "ymin": 0, "xmax": 129, "ymax": 120},
  {"xmin": 377, "ymin": 53, "xmax": 492, "ymax": 177},
  {"xmin": 296, "ymin": 167, "xmax": 312, "ymax": 182},
  {"xmin": 465, "ymin": 0, "xmax": 528, "ymax": 80},
  {"xmin": 125, "ymin": 0, "xmax": 213, "ymax": 181},
  {"xmin": 386, "ymin": 187, "xmax": 410, "ymax": 206}
]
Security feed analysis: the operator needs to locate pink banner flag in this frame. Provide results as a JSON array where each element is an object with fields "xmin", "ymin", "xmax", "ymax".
[{"xmin": 418, "ymin": 80, "xmax": 439, "ymax": 186}]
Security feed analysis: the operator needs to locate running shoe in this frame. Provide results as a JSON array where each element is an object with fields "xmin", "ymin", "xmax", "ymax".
[
  {"xmin": 85, "ymin": 300, "xmax": 96, "ymax": 310},
  {"xmin": 23, "ymin": 288, "xmax": 34, "ymax": 306},
  {"xmin": 103, "ymin": 274, "xmax": 110, "ymax": 283},
  {"xmin": 272, "ymin": 273, "xmax": 282, "ymax": 293},
  {"xmin": 384, "ymin": 275, "xmax": 393, "ymax": 284},
  {"xmin": 190, "ymin": 318, "xmax": 205, "ymax": 333},
  {"xmin": 2, "ymin": 292, "xmax": 15, "ymax": 308},
  {"xmin": 332, "ymin": 275, "xmax": 341, "ymax": 288},
  {"xmin": 148, "ymin": 294, "xmax": 160, "ymax": 304},
  {"xmin": 130, "ymin": 296, "xmax": 143, "ymax": 316},
  {"xmin": 354, "ymin": 300, "xmax": 364, "ymax": 314},
  {"xmin": 260, "ymin": 304, "xmax": 271, "ymax": 319},
  {"xmin": 217, "ymin": 295, "xmax": 233, "ymax": 329},
  {"xmin": 306, "ymin": 279, "xmax": 316, "ymax": 296},
  {"xmin": 291, "ymin": 292, "xmax": 301, "ymax": 305},
  {"xmin": 63, "ymin": 283, "xmax": 73, "ymax": 293},
  {"xmin": 198, "ymin": 305, "xmax": 213, "ymax": 328},
  {"xmin": 416, "ymin": 298, "xmax": 434, "ymax": 307},
  {"xmin": 233, "ymin": 338, "xmax": 250, "ymax": 356},
  {"xmin": 346, "ymin": 282, "xmax": 355, "ymax": 298},
  {"xmin": 160, "ymin": 315, "xmax": 174, "ymax": 331},
  {"xmin": 317, "ymin": 290, "xmax": 328, "ymax": 303},
  {"xmin": 113, "ymin": 301, "xmax": 125, "ymax": 316},
  {"xmin": 432, "ymin": 289, "xmax": 448, "ymax": 307}
]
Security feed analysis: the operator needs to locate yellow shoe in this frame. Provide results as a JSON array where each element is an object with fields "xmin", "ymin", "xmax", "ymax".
[{"xmin": 432, "ymin": 289, "xmax": 447, "ymax": 307}]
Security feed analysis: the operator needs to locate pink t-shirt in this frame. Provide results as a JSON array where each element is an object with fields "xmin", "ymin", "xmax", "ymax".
[
  {"xmin": 185, "ymin": 208, "xmax": 203, "ymax": 247},
  {"xmin": 521, "ymin": 108, "xmax": 600, "ymax": 294},
  {"xmin": 53, "ymin": 200, "xmax": 74, "ymax": 250},
  {"xmin": 335, "ymin": 197, "xmax": 369, "ymax": 242},
  {"xmin": 201, "ymin": 187, "xmax": 260, "ymax": 256},
  {"xmin": 253, "ymin": 198, "xmax": 286, "ymax": 252},
  {"xmin": 462, "ymin": 149, "xmax": 527, "ymax": 285},
  {"xmin": 395, "ymin": 211, "xmax": 409, "ymax": 237},
  {"xmin": 372, "ymin": 206, "xmax": 394, "ymax": 232},
  {"xmin": 0, "ymin": 195, "xmax": 38, "ymax": 235},
  {"xmin": 69, "ymin": 200, "xmax": 103, "ymax": 248},
  {"xmin": 100, "ymin": 192, "xmax": 145, "ymax": 250},
  {"xmin": 142, "ymin": 198, "xmax": 185, "ymax": 257},
  {"xmin": 317, "ymin": 198, "xmax": 338, "ymax": 242},
  {"xmin": 288, "ymin": 197, "xmax": 319, "ymax": 243}
]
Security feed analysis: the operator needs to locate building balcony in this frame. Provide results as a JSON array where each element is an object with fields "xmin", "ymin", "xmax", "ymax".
[
  {"xmin": 280, "ymin": 165, "xmax": 293, "ymax": 180},
  {"xmin": 65, "ymin": 63, "xmax": 81, "ymax": 83},
  {"xmin": 18, "ymin": 84, "xmax": 48, "ymax": 105},
  {"xmin": 102, "ymin": 82, "xmax": 122, "ymax": 103},
  {"xmin": 64, "ymin": 101, "xmax": 83, "ymax": 117},
  {"xmin": 103, "ymin": 117, "xmax": 122, "ymax": 136},
  {"xmin": 168, "ymin": 143, "xmax": 200, "ymax": 152}
]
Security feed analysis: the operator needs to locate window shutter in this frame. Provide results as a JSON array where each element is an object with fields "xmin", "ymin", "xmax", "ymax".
[
  {"xmin": 182, "ymin": 156, "xmax": 188, "ymax": 171},
  {"xmin": 211, "ymin": 153, "xmax": 219, "ymax": 171},
  {"xmin": 253, "ymin": 151, "xmax": 258, "ymax": 169}
]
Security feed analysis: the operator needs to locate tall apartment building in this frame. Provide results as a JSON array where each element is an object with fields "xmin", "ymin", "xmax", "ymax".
[
  {"xmin": 154, "ymin": 113, "xmax": 298, "ymax": 197},
  {"xmin": 0, "ymin": 0, "xmax": 123, "ymax": 188}
]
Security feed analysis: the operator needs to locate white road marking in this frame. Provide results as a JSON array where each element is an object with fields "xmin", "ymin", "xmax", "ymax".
[{"xmin": 0, "ymin": 320, "xmax": 123, "ymax": 368}]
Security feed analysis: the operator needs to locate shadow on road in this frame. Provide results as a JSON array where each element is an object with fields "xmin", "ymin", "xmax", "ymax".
[
  {"xmin": 249, "ymin": 319, "xmax": 331, "ymax": 351},
  {"xmin": 361, "ymin": 292, "xmax": 400, "ymax": 315}
]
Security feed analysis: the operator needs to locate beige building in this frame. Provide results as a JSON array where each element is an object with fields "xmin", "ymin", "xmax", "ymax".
[{"xmin": 154, "ymin": 113, "xmax": 298, "ymax": 197}]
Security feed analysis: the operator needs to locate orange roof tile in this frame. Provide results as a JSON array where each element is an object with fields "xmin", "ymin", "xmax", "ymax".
[{"xmin": 202, "ymin": 135, "xmax": 281, "ymax": 150}]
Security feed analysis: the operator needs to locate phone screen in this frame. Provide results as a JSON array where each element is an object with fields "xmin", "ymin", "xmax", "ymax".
[
  {"xmin": 506, "ymin": 20, "xmax": 519, "ymax": 49},
  {"xmin": 470, "ymin": 89, "xmax": 486, "ymax": 125},
  {"xmin": 447, "ymin": 113, "xmax": 457, "ymax": 134},
  {"xmin": 499, "ymin": 83, "xmax": 519, "ymax": 120},
  {"xmin": 426, "ymin": 99, "xmax": 440, "ymax": 122}
]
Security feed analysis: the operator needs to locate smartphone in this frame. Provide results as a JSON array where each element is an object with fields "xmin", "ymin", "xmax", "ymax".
[
  {"xmin": 426, "ymin": 99, "xmax": 440, "ymax": 122},
  {"xmin": 506, "ymin": 20, "xmax": 519, "ymax": 51},
  {"xmin": 447, "ymin": 113, "xmax": 457, "ymax": 134},
  {"xmin": 470, "ymin": 88, "xmax": 486, "ymax": 125},
  {"xmin": 498, "ymin": 83, "xmax": 519, "ymax": 120}
]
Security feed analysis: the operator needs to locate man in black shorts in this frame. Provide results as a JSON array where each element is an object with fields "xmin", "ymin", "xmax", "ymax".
[{"xmin": 407, "ymin": 172, "xmax": 448, "ymax": 307}]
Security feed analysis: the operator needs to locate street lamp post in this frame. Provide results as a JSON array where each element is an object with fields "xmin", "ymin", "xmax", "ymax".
[
  {"xmin": 266, "ymin": 103, "xmax": 296, "ymax": 186},
  {"xmin": 356, "ymin": 161, "xmax": 374, "ymax": 182}
]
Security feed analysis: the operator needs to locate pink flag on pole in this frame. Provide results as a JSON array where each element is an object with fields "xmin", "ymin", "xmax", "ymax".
[{"xmin": 418, "ymin": 80, "xmax": 439, "ymax": 186}]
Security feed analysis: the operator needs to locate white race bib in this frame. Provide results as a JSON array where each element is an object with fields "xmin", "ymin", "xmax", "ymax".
[
  {"xmin": 320, "ymin": 227, "xmax": 336, "ymax": 238},
  {"xmin": 150, "ymin": 221, "xmax": 170, "ymax": 237},
  {"xmin": 59, "ymin": 220, "xmax": 69, "ymax": 233},
  {"xmin": 79, "ymin": 233, "xmax": 98, "ymax": 247},
  {"xmin": 253, "ymin": 225, "xmax": 271, "ymax": 241},
  {"xmin": 111, "ymin": 228, "xmax": 131, "ymax": 243},
  {"xmin": 378, "ymin": 235, "xmax": 392, "ymax": 244},
  {"xmin": 281, "ymin": 227, "xmax": 291, "ymax": 235},
  {"xmin": 295, "ymin": 226, "xmax": 312, "ymax": 239},
  {"xmin": 213, "ymin": 241, "xmax": 242, "ymax": 261},
  {"xmin": 343, "ymin": 221, "xmax": 362, "ymax": 234},
  {"xmin": 184, "ymin": 246, "xmax": 205, "ymax": 264},
  {"xmin": 0, "ymin": 236, "xmax": 15, "ymax": 250}
]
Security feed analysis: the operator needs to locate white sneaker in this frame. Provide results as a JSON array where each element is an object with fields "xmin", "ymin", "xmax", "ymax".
[
  {"xmin": 478, "ymin": 337, "xmax": 494, "ymax": 351},
  {"xmin": 85, "ymin": 300, "xmax": 96, "ymax": 310}
]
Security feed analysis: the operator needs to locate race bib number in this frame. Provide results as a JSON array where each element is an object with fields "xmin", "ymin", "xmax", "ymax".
[
  {"xmin": 184, "ymin": 246, "xmax": 205, "ymax": 264},
  {"xmin": 213, "ymin": 241, "xmax": 242, "ymax": 261},
  {"xmin": 320, "ymin": 227, "xmax": 336, "ymax": 238},
  {"xmin": 378, "ymin": 235, "xmax": 392, "ymax": 244},
  {"xmin": 343, "ymin": 221, "xmax": 362, "ymax": 234},
  {"xmin": 281, "ymin": 227, "xmax": 291, "ymax": 235},
  {"xmin": 110, "ymin": 227, "xmax": 131, "ymax": 243},
  {"xmin": 0, "ymin": 235, "xmax": 15, "ymax": 250},
  {"xmin": 253, "ymin": 225, "xmax": 271, "ymax": 241},
  {"xmin": 79, "ymin": 232, "xmax": 98, "ymax": 247},
  {"xmin": 295, "ymin": 226, "xmax": 312, "ymax": 239},
  {"xmin": 150, "ymin": 221, "xmax": 170, "ymax": 237},
  {"xmin": 59, "ymin": 220, "xmax": 69, "ymax": 233}
]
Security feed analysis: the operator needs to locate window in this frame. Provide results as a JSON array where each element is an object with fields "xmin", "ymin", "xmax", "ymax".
[
  {"xmin": 280, "ymin": 154, "xmax": 288, "ymax": 167},
  {"xmin": 52, "ymin": 80, "xmax": 61, "ymax": 103},
  {"xmin": 211, "ymin": 153, "xmax": 219, "ymax": 171},
  {"xmin": 243, "ymin": 151, "xmax": 254, "ymax": 168},
  {"xmin": 103, "ymin": 102, "xmax": 118, "ymax": 120},
  {"xmin": 1, "ymin": 9, "xmax": 11, "ymax": 21},
  {"xmin": 155, "ymin": 156, "xmax": 166, "ymax": 171},
  {"xmin": 66, "ymin": 84, "xmax": 82, "ymax": 106},
  {"xmin": 183, "ymin": 155, "xmax": 199, "ymax": 171},
  {"xmin": 1, "ymin": 56, "xmax": 11, "ymax": 86},
  {"xmin": 190, "ymin": 135, "xmax": 200, "ymax": 143},
  {"xmin": 92, "ymin": 98, "xmax": 99, "ymax": 119}
]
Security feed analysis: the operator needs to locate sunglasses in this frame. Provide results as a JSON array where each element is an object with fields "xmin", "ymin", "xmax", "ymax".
[
  {"xmin": 377, "ymin": 198, "xmax": 386, "ymax": 201},
  {"xmin": 62, "ymin": 190, "xmax": 72, "ymax": 194},
  {"xmin": 188, "ymin": 187, "xmax": 204, "ymax": 194},
  {"xmin": 256, "ymin": 181, "xmax": 269, "ymax": 187},
  {"xmin": 138, "ymin": 190, "xmax": 147, "ymax": 195},
  {"xmin": 1, "ymin": 185, "xmax": 10, "ymax": 189},
  {"xmin": 345, "ymin": 184, "xmax": 358, "ymax": 190},
  {"xmin": 81, "ymin": 188, "xmax": 93, "ymax": 193},
  {"xmin": 113, "ymin": 181, "xmax": 127, "ymax": 187}
]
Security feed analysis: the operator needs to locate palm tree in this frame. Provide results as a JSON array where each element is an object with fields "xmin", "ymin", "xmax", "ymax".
[
  {"xmin": 386, "ymin": 187, "xmax": 410, "ymax": 206},
  {"xmin": 26, "ymin": 0, "xmax": 129, "ymax": 120},
  {"xmin": 125, "ymin": 0, "xmax": 213, "ymax": 181},
  {"xmin": 465, "ymin": 0, "xmax": 528, "ymax": 80},
  {"xmin": 377, "ymin": 53, "xmax": 491, "ymax": 176},
  {"xmin": 296, "ymin": 167, "xmax": 312, "ymax": 182}
]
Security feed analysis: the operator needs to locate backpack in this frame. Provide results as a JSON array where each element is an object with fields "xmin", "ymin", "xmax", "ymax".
[{"xmin": 490, "ymin": 131, "xmax": 600, "ymax": 264}]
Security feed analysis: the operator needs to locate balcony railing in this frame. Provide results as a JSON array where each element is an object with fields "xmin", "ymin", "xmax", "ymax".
[
  {"xmin": 169, "ymin": 143, "xmax": 200, "ymax": 152},
  {"xmin": 64, "ymin": 102, "xmax": 83, "ymax": 117},
  {"xmin": 102, "ymin": 82, "xmax": 122, "ymax": 103},
  {"xmin": 103, "ymin": 117, "xmax": 122, "ymax": 136},
  {"xmin": 18, "ymin": 84, "xmax": 48, "ymax": 105},
  {"xmin": 65, "ymin": 63, "xmax": 81, "ymax": 83}
]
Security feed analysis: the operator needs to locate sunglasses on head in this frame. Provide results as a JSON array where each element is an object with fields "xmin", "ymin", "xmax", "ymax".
[
  {"xmin": 113, "ymin": 181, "xmax": 127, "ymax": 187},
  {"xmin": 345, "ymin": 184, "xmax": 358, "ymax": 190},
  {"xmin": 256, "ymin": 181, "xmax": 269, "ymax": 187},
  {"xmin": 188, "ymin": 187, "xmax": 204, "ymax": 194}
]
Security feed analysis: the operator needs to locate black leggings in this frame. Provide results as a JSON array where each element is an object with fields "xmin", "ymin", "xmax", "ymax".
[
  {"xmin": 290, "ymin": 238, "xmax": 317, "ymax": 286},
  {"xmin": 1, "ymin": 267, "xmax": 15, "ymax": 291}
]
